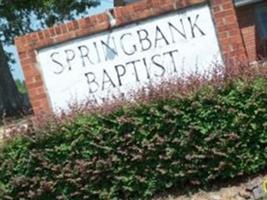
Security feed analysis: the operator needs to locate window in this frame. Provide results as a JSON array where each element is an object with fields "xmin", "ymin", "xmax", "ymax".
[{"xmin": 256, "ymin": 4, "xmax": 267, "ymax": 39}]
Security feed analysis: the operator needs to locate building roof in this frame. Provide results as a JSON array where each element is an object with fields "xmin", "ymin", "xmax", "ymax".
[{"xmin": 234, "ymin": 0, "xmax": 264, "ymax": 7}]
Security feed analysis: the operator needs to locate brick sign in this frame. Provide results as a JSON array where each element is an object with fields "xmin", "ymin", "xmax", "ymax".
[
  {"xmin": 37, "ymin": 4, "xmax": 222, "ymax": 112},
  {"xmin": 16, "ymin": 0, "xmax": 248, "ymax": 114}
]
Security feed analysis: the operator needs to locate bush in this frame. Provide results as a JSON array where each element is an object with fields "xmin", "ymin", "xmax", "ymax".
[{"xmin": 0, "ymin": 66, "xmax": 267, "ymax": 199}]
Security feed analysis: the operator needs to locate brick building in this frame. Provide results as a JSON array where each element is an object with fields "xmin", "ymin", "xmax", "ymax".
[{"xmin": 235, "ymin": 0, "xmax": 267, "ymax": 62}]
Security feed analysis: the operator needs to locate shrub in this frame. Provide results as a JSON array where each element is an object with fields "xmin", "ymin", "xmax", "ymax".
[{"xmin": 0, "ymin": 66, "xmax": 266, "ymax": 199}]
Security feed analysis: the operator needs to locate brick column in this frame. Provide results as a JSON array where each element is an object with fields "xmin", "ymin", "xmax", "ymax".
[
  {"xmin": 15, "ymin": 44, "xmax": 52, "ymax": 115},
  {"xmin": 15, "ymin": 14, "xmax": 110, "ymax": 115},
  {"xmin": 210, "ymin": 0, "xmax": 248, "ymax": 65}
]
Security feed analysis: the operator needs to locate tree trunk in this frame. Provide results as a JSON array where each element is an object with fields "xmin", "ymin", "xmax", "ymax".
[{"xmin": 0, "ymin": 42, "xmax": 23, "ymax": 117}]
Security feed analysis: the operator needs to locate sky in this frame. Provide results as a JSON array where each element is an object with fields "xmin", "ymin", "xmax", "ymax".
[{"xmin": 5, "ymin": 0, "xmax": 114, "ymax": 81}]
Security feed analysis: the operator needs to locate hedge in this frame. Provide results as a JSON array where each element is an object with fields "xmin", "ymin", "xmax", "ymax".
[{"xmin": 0, "ymin": 68, "xmax": 267, "ymax": 199}]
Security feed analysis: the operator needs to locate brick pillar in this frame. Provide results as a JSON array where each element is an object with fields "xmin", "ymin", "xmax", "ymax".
[{"xmin": 210, "ymin": 0, "xmax": 248, "ymax": 65}]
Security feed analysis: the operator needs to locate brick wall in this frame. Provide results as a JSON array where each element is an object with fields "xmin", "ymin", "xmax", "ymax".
[
  {"xmin": 15, "ymin": 0, "xmax": 248, "ymax": 115},
  {"xmin": 210, "ymin": 0, "xmax": 247, "ymax": 65}
]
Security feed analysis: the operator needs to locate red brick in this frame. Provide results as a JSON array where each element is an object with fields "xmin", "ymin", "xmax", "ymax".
[
  {"xmin": 55, "ymin": 26, "xmax": 61, "ymax": 35},
  {"xmin": 49, "ymin": 27, "xmax": 56, "ymax": 37}
]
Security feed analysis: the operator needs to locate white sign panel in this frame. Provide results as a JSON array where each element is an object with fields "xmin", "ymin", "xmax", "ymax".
[{"xmin": 38, "ymin": 4, "xmax": 222, "ymax": 112}]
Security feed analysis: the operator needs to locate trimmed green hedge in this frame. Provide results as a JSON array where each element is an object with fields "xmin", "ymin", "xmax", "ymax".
[{"xmin": 0, "ymin": 76, "xmax": 267, "ymax": 199}]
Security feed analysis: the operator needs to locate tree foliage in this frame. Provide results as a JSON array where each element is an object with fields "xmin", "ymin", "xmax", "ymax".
[
  {"xmin": 15, "ymin": 79, "xmax": 26, "ymax": 94},
  {"xmin": 0, "ymin": 0, "xmax": 100, "ymax": 44}
]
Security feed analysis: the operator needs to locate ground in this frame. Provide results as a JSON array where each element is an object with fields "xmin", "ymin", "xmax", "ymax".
[{"xmin": 153, "ymin": 172, "xmax": 267, "ymax": 200}]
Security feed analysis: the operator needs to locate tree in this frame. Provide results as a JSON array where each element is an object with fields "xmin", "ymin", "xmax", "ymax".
[
  {"xmin": 15, "ymin": 79, "xmax": 27, "ymax": 94},
  {"xmin": 0, "ymin": 0, "xmax": 100, "ymax": 116}
]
